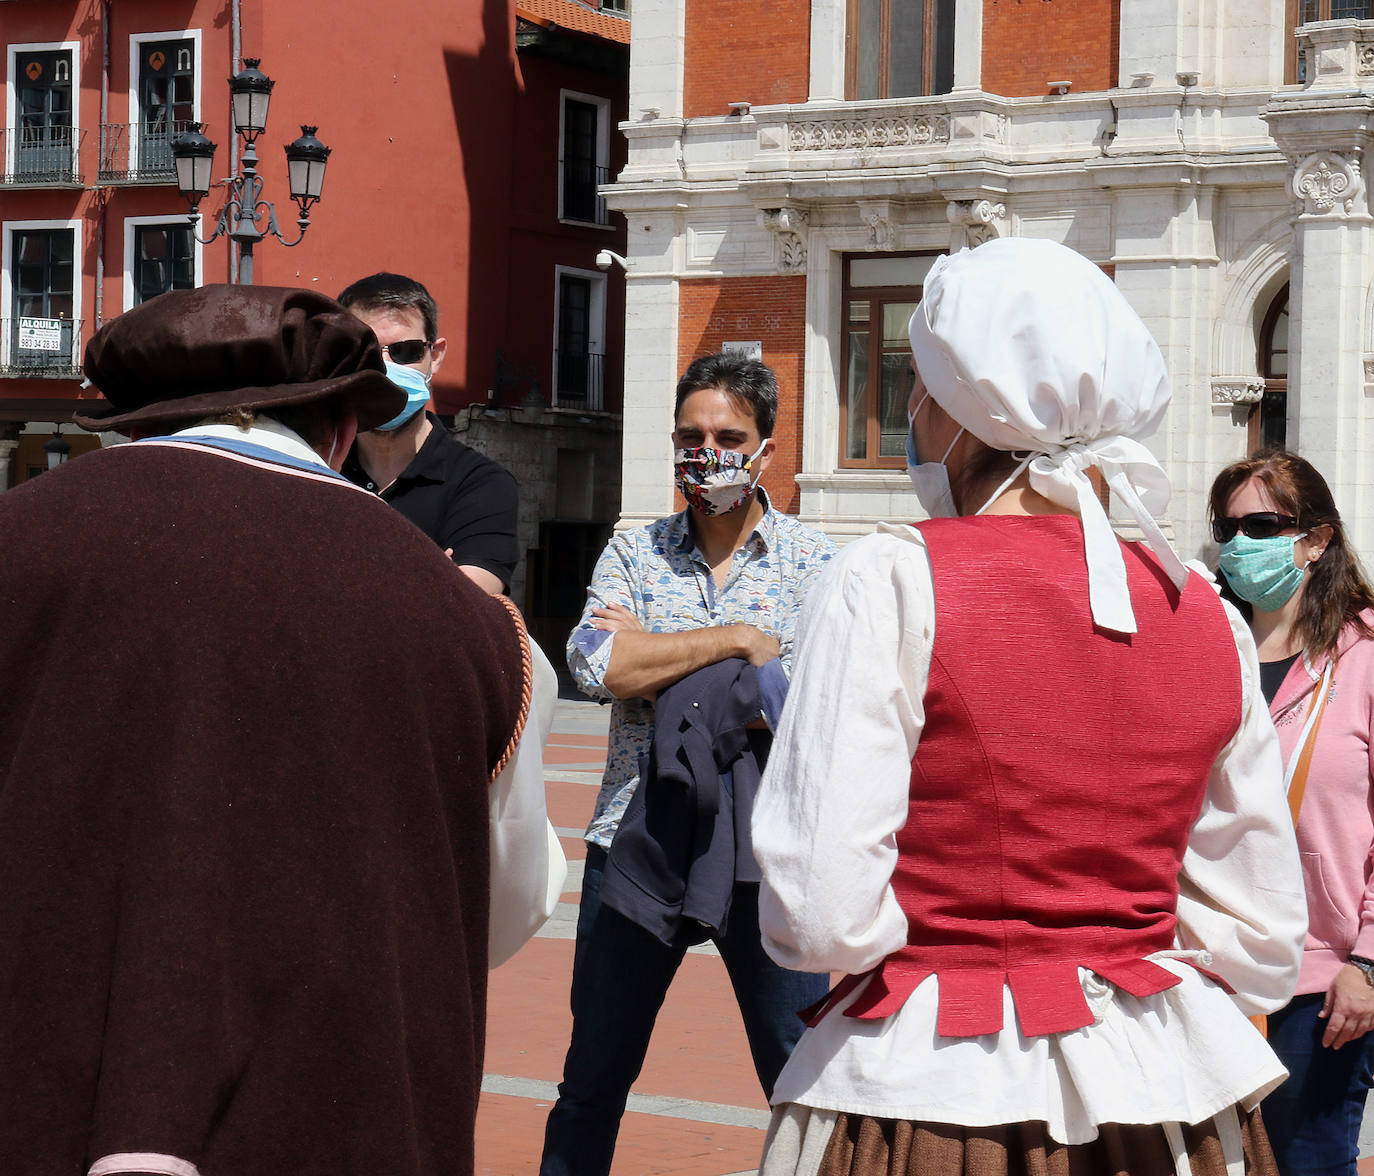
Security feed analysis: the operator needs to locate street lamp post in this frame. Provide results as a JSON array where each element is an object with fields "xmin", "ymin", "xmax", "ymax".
[{"xmin": 170, "ymin": 59, "xmax": 331, "ymax": 286}]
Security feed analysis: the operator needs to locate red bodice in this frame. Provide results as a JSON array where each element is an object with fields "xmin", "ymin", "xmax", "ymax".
[{"xmin": 823, "ymin": 516, "xmax": 1242, "ymax": 1038}]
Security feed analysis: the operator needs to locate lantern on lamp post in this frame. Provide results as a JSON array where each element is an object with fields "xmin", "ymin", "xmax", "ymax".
[{"xmin": 170, "ymin": 59, "xmax": 330, "ymax": 286}]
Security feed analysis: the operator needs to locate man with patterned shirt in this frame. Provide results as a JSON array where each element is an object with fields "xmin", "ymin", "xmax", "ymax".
[{"xmin": 540, "ymin": 353, "xmax": 836, "ymax": 1176}]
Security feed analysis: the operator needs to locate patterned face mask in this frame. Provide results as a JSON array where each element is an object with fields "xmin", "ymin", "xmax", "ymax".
[{"xmin": 673, "ymin": 440, "xmax": 767, "ymax": 515}]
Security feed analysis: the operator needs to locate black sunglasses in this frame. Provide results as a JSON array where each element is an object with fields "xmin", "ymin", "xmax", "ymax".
[
  {"xmin": 382, "ymin": 339, "xmax": 433, "ymax": 364},
  {"xmin": 1211, "ymin": 512, "xmax": 1300, "ymax": 543}
]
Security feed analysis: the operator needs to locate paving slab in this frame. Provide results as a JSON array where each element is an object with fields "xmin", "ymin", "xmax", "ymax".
[{"xmin": 479, "ymin": 698, "xmax": 765, "ymax": 1175}]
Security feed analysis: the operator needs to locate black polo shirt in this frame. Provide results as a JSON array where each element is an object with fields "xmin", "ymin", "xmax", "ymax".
[{"xmin": 342, "ymin": 412, "xmax": 520, "ymax": 589}]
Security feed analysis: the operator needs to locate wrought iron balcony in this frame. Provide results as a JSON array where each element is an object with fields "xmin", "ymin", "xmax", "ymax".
[
  {"xmin": 561, "ymin": 160, "xmax": 611, "ymax": 225},
  {"xmin": 0, "ymin": 122, "xmax": 83, "ymax": 186},
  {"xmin": 1, "ymin": 318, "xmax": 82, "ymax": 378},
  {"xmin": 555, "ymin": 349, "xmax": 605, "ymax": 411},
  {"xmin": 98, "ymin": 120, "xmax": 196, "ymax": 183}
]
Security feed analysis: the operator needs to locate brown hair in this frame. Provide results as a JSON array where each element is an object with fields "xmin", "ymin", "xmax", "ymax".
[
  {"xmin": 1208, "ymin": 447, "xmax": 1374, "ymax": 659},
  {"xmin": 208, "ymin": 403, "xmax": 345, "ymax": 450},
  {"xmin": 950, "ymin": 444, "xmax": 1022, "ymax": 515}
]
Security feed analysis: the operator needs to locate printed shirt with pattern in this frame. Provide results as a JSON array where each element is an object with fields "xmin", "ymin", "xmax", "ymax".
[{"xmin": 567, "ymin": 488, "xmax": 838, "ymax": 850}]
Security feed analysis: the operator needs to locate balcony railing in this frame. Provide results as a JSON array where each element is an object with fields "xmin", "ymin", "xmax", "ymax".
[
  {"xmin": 561, "ymin": 160, "xmax": 611, "ymax": 225},
  {"xmin": 1, "ymin": 318, "xmax": 82, "ymax": 378},
  {"xmin": 99, "ymin": 120, "xmax": 196, "ymax": 183},
  {"xmin": 0, "ymin": 122, "xmax": 83, "ymax": 186},
  {"xmin": 555, "ymin": 349, "xmax": 605, "ymax": 411}
]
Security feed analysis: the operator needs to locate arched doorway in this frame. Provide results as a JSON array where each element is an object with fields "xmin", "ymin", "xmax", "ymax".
[{"xmin": 1252, "ymin": 284, "xmax": 1288, "ymax": 452}]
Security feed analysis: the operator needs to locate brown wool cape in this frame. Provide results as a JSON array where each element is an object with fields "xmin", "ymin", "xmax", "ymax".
[{"xmin": 0, "ymin": 442, "xmax": 529, "ymax": 1176}]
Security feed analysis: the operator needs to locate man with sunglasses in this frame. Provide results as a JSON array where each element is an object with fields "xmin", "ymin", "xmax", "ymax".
[{"xmin": 338, "ymin": 272, "xmax": 519, "ymax": 593}]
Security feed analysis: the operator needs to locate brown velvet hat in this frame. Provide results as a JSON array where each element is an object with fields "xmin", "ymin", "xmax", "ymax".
[{"xmin": 74, "ymin": 284, "xmax": 404, "ymax": 433}]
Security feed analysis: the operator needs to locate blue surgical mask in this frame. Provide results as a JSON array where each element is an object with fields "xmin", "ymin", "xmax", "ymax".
[
  {"xmin": 1219, "ymin": 531, "xmax": 1309, "ymax": 612},
  {"xmin": 375, "ymin": 359, "xmax": 431, "ymax": 432},
  {"xmin": 906, "ymin": 394, "xmax": 963, "ymax": 519}
]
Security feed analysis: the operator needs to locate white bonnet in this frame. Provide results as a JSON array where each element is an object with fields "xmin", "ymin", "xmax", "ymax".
[{"xmin": 908, "ymin": 237, "xmax": 1185, "ymax": 634}]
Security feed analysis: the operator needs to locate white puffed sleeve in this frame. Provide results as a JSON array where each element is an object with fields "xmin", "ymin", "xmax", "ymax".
[
  {"xmin": 1174, "ymin": 598, "xmax": 1307, "ymax": 1014},
  {"xmin": 489, "ymin": 642, "xmax": 568, "ymax": 968},
  {"xmin": 753, "ymin": 527, "xmax": 934, "ymax": 976}
]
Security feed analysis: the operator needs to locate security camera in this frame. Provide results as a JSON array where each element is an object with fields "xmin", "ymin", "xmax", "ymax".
[{"xmin": 596, "ymin": 250, "xmax": 613, "ymax": 271}]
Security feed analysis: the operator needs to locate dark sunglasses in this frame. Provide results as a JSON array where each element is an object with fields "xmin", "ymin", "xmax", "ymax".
[
  {"xmin": 1211, "ymin": 512, "xmax": 1300, "ymax": 543},
  {"xmin": 382, "ymin": 339, "xmax": 433, "ymax": 364}
]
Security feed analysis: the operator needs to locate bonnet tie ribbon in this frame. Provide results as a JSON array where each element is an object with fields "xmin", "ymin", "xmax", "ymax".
[{"xmin": 1024, "ymin": 436, "xmax": 1188, "ymax": 635}]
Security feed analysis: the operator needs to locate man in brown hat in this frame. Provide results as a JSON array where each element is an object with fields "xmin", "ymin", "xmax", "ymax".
[{"xmin": 0, "ymin": 285, "xmax": 561, "ymax": 1176}]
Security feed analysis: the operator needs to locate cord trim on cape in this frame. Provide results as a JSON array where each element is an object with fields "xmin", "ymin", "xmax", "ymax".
[{"xmin": 491, "ymin": 593, "xmax": 534, "ymax": 781}]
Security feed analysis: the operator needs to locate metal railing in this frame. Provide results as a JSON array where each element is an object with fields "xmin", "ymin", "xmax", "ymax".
[
  {"xmin": 98, "ymin": 120, "xmax": 195, "ymax": 182},
  {"xmin": 560, "ymin": 160, "xmax": 611, "ymax": 225},
  {"xmin": 555, "ymin": 349, "xmax": 605, "ymax": 411},
  {"xmin": 1, "ymin": 318, "xmax": 82, "ymax": 377},
  {"xmin": 0, "ymin": 122, "xmax": 83, "ymax": 185}
]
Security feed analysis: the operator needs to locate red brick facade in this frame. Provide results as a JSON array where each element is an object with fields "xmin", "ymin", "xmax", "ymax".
[
  {"xmin": 982, "ymin": 0, "xmax": 1120, "ymax": 97},
  {"xmin": 678, "ymin": 276, "xmax": 807, "ymax": 514},
  {"xmin": 683, "ymin": 0, "xmax": 810, "ymax": 119}
]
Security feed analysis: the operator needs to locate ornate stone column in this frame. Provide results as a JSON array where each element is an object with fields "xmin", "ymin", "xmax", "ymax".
[{"xmin": 1264, "ymin": 21, "xmax": 1374, "ymax": 554}]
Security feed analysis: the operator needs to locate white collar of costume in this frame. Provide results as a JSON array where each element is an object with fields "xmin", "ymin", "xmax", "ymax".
[{"xmin": 171, "ymin": 417, "xmax": 329, "ymax": 470}]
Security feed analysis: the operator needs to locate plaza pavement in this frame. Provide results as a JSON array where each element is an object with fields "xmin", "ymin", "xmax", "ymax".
[
  {"xmin": 479, "ymin": 695, "xmax": 1374, "ymax": 1175},
  {"xmin": 477, "ymin": 695, "xmax": 772, "ymax": 1176}
]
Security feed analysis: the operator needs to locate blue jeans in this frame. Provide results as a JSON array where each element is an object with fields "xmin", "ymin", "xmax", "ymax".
[
  {"xmin": 1265, "ymin": 992, "xmax": 1374, "ymax": 1176},
  {"xmin": 539, "ymin": 845, "xmax": 830, "ymax": 1176}
]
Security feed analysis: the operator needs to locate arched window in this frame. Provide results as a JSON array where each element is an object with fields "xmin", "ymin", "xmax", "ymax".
[{"xmin": 1253, "ymin": 284, "xmax": 1289, "ymax": 452}]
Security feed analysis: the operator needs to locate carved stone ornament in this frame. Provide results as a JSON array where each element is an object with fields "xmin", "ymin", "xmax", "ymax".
[
  {"xmin": 1364, "ymin": 355, "xmax": 1374, "ymax": 385},
  {"xmin": 787, "ymin": 114, "xmax": 951, "ymax": 153},
  {"xmin": 947, "ymin": 198, "xmax": 1008, "ymax": 248},
  {"xmin": 1361, "ymin": 44, "xmax": 1374, "ymax": 76},
  {"xmin": 857, "ymin": 200, "xmax": 894, "ymax": 251},
  {"xmin": 1293, "ymin": 152, "xmax": 1363, "ymax": 216},
  {"xmin": 758, "ymin": 207, "xmax": 810, "ymax": 274},
  {"xmin": 1210, "ymin": 377, "xmax": 1266, "ymax": 407}
]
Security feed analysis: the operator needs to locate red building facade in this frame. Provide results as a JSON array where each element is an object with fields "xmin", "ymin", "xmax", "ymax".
[{"xmin": 0, "ymin": 0, "xmax": 627, "ymax": 495}]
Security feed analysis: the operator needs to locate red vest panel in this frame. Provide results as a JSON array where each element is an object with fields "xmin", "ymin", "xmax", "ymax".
[{"xmin": 835, "ymin": 515, "xmax": 1242, "ymax": 1038}]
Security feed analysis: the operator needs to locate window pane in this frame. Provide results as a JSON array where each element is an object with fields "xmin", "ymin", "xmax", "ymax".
[
  {"xmin": 847, "ymin": 332, "xmax": 870, "ymax": 460},
  {"xmin": 882, "ymin": 301, "xmax": 918, "ymax": 347},
  {"xmin": 1260, "ymin": 383, "xmax": 1287, "ymax": 449},
  {"xmin": 134, "ymin": 225, "xmax": 195, "ymax": 304},
  {"xmin": 879, "ymin": 352, "xmax": 911, "ymax": 457},
  {"xmin": 849, "ymin": 298, "xmax": 870, "ymax": 326},
  {"xmin": 562, "ymin": 99, "xmax": 601, "ymax": 221},
  {"xmin": 888, "ymin": 0, "xmax": 924, "ymax": 97},
  {"xmin": 1267, "ymin": 308, "xmax": 1289, "ymax": 378},
  {"xmin": 855, "ymin": 0, "xmax": 883, "ymax": 100},
  {"xmin": 1331, "ymin": 0, "xmax": 1370, "ymax": 17},
  {"xmin": 850, "ymin": 255, "xmax": 937, "ymax": 288},
  {"xmin": 933, "ymin": 0, "xmax": 956, "ymax": 93}
]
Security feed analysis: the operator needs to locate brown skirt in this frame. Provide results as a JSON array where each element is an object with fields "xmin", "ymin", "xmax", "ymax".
[{"xmin": 814, "ymin": 1108, "xmax": 1278, "ymax": 1176}]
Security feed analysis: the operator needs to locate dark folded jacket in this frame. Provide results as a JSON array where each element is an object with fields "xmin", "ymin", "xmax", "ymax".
[{"xmin": 600, "ymin": 658, "xmax": 769, "ymax": 946}]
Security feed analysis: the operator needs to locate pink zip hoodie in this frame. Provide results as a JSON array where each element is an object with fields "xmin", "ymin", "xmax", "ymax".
[{"xmin": 1271, "ymin": 608, "xmax": 1374, "ymax": 996}]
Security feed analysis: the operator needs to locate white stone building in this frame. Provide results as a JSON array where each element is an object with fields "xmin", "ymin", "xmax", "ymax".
[{"xmin": 603, "ymin": 1, "xmax": 1374, "ymax": 561}]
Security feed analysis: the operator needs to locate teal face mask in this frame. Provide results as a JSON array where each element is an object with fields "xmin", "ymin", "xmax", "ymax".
[
  {"xmin": 376, "ymin": 359, "xmax": 431, "ymax": 432},
  {"xmin": 1219, "ymin": 531, "xmax": 1309, "ymax": 612}
]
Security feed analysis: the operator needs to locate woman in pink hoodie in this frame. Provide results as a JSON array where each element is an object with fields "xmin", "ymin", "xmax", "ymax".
[{"xmin": 1210, "ymin": 449, "xmax": 1374, "ymax": 1176}]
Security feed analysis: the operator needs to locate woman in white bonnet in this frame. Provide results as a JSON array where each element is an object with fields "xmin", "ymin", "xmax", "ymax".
[{"xmin": 752, "ymin": 238, "xmax": 1307, "ymax": 1176}]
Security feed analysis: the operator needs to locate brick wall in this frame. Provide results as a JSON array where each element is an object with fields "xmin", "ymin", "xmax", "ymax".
[
  {"xmin": 982, "ymin": 0, "xmax": 1120, "ymax": 97},
  {"xmin": 683, "ymin": 0, "xmax": 810, "ymax": 118},
  {"xmin": 678, "ymin": 276, "xmax": 807, "ymax": 514}
]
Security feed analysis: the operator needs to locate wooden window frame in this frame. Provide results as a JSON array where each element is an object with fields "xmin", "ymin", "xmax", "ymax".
[
  {"xmin": 839, "ymin": 258, "xmax": 932, "ymax": 470},
  {"xmin": 1251, "ymin": 283, "xmax": 1290, "ymax": 453},
  {"xmin": 845, "ymin": 0, "xmax": 947, "ymax": 101}
]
